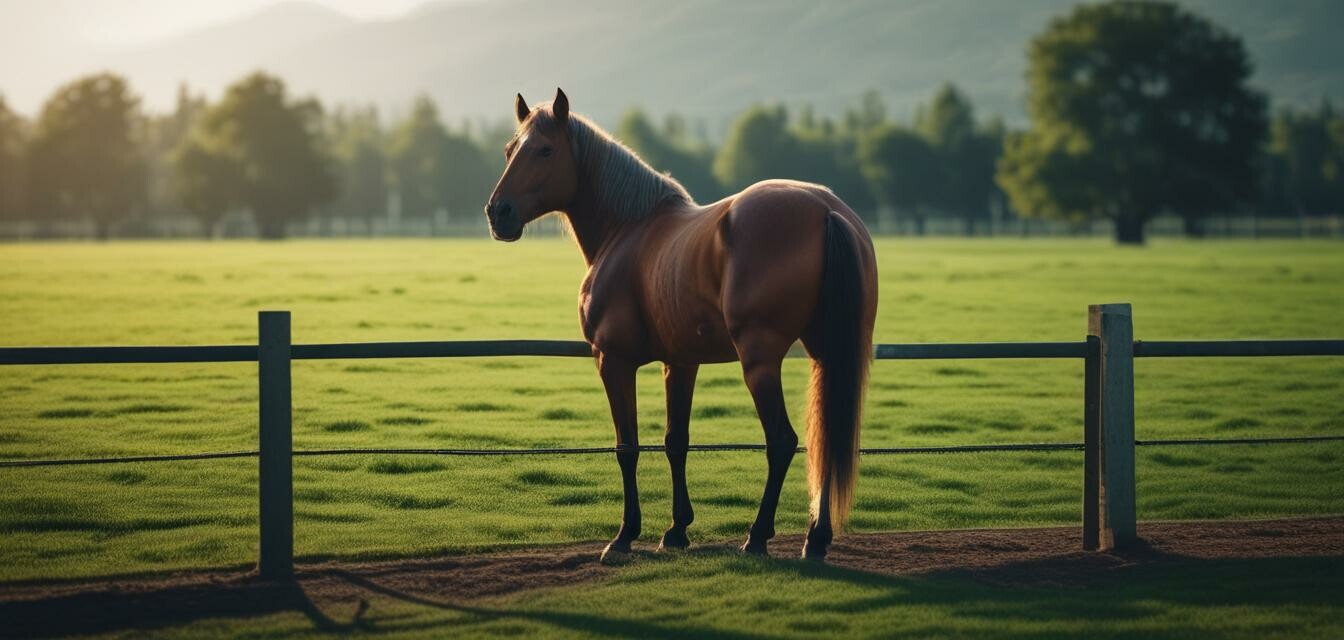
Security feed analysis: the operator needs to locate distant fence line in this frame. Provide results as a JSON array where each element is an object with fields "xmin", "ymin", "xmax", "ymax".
[
  {"xmin": 3, "ymin": 213, "xmax": 1343, "ymax": 240},
  {"xmin": 1, "ymin": 304, "xmax": 1342, "ymax": 579}
]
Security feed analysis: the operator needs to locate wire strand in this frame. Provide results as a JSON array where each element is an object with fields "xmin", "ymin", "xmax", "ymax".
[{"xmin": 3, "ymin": 435, "xmax": 1342, "ymax": 468}]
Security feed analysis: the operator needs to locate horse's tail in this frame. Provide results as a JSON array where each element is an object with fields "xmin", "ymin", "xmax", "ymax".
[{"xmin": 806, "ymin": 211, "xmax": 870, "ymax": 530}]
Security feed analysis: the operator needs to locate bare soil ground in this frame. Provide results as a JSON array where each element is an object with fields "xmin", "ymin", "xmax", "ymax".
[{"xmin": 3, "ymin": 516, "xmax": 1341, "ymax": 637}]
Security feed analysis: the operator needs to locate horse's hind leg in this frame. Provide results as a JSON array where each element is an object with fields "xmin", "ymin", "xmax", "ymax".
[
  {"xmin": 658, "ymin": 363, "xmax": 697, "ymax": 551},
  {"xmin": 736, "ymin": 337, "xmax": 799, "ymax": 555}
]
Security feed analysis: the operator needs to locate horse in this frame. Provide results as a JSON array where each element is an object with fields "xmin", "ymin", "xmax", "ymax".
[{"xmin": 485, "ymin": 88, "xmax": 877, "ymax": 562}]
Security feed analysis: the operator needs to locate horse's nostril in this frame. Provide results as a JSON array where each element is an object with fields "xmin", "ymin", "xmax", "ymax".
[{"xmin": 497, "ymin": 202, "xmax": 514, "ymax": 219}]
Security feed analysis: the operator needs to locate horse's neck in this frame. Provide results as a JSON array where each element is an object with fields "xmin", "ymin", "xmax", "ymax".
[
  {"xmin": 562, "ymin": 140, "xmax": 689, "ymax": 264},
  {"xmin": 563, "ymin": 195, "xmax": 626, "ymax": 266}
]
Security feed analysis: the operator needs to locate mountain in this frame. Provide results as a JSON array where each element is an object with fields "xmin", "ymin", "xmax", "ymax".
[
  {"xmin": 3, "ymin": 0, "xmax": 1342, "ymax": 129},
  {"xmin": 106, "ymin": 1, "xmax": 357, "ymax": 102}
]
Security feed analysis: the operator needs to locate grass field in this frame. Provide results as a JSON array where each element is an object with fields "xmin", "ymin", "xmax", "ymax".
[{"xmin": 1, "ymin": 237, "xmax": 1342, "ymax": 595}]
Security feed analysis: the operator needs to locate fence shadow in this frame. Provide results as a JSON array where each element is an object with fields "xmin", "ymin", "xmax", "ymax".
[
  {"xmin": 0, "ymin": 576, "xmax": 357, "ymax": 638},
  {"xmin": 4, "ymin": 544, "xmax": 1340, "ymax": 638}
]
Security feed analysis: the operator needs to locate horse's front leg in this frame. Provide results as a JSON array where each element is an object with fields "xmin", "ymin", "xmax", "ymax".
[
  {"xmin": 597, "ymin": 353, "xmax": 641, "ymax": 562},
  {"xmin": 658, "ymin": 363, "xmax": 698, "ymax": 551}
]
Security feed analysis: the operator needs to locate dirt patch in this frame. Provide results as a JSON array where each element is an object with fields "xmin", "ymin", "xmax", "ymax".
[
  {"xmin": 814, "ymin": 515, "xmax": 1344, "ymax": 587},
  {"xmin": 2, "ymin": 517, "xmax": 1340, "ymax": 637}
]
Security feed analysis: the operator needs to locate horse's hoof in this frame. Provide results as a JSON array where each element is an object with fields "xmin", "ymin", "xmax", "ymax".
[
  {"xmin": 657, "ymin": 528, "xmax": 691, "ymax": 552},
  {"xmin": 600, "ymin": 540, "xmax": 633, "ymax": 564},
  {"xmin": 740, "ymin": 539, "xmax": 769, "ymax": 556},
  {"xmin": 801, "ymin": 545, "xmax": 829, "ymax": 563}
]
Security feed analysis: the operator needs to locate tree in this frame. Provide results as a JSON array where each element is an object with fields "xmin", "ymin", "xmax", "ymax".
[
  {"xmin": 325, "ymin": 106, "xmax": 388, "ymax": 233},
  {"xmin": 171, "ymin": 135, "xmax": 241, "ymax": 237},
  {"xmin": 713, "ymin": 106, "xmax": 795, "ymax": 191},
  {"xmin": 997, "ymin": 1, "xmax": 1267, "ymax": 244},
  {"xmin": 795, "ymin": 125, "xmax": 878, "ymax": 220},
  {"xmin": 842, "ymin": 89, "xmax": 888, "ymax": 136},
  {"xmin": 714, "ymin": 105, "xmax": 875, "ymax": 218},
  {"xmin": 387, "ymin": 97, "xmax": 494, "ymax": 226},
  {"xmin": 915, "ymin": 84, "xmax": 1003, "ymax": 235},
  {"xmin": 27, "ymin": 73, "xmax": 145, "ymax": 239},
  {"xmin": 143, "ymin": 85, "xmax": 208, "ymax": 223},
  {"xmin": 179, "ymin": 72, "xmax": 335, "ymax": 239},
  {"xmin": 617, "ymin": 108, "xmax": 721, "ymax": 202},
  {"xmin": 1263, "ymin": 102, "xmax": 1344, "ymax": 220},
  {"xmin": 858, "ymin": 125, "xmax": 943, "ymax": 234},
  {"xmin": 996, "ymin": 128, "xmax": 1107, "ymax": 228},
  {"xmin": 0, "ymin": 96, "xmax": 26, "ymax": 223}
]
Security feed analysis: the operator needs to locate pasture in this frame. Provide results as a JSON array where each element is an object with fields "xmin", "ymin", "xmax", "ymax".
[{"xmin": 1, "ymin": 238, "xmax": 1343, "ymax": 636}]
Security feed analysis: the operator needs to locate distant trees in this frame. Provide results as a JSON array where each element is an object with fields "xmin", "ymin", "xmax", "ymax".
[
  {"xmin": 2, "ymin": 5, "xmax": 1340, "ymax": 243},
  {"xmin": 714, "ymin": 104, "xmax": 875, "ymax": 218},
  {"xmin": 325, "ymin": 106, "xmax": 388, "ymax": 232},
  {"xmin": 1262, "ymin": 102, "xmax": 1344, "ymax": 221},
  {"xmin": 713, "ymin": 106, "xmax": 796, "ymax": 191},
  {"xmin": 617, "ymin": 108, "xmax": 721, "ymax": 202},
  {"xmin": 915, "ymin": 85, "xmax": 1004, "ymax": 235},
  {"xmin": 854, "ymin": 85, "xmax": 1003, "ymax": 234},
  {"xmin": 858, "ymin": 125, "xmax": 941, "ymax": 234},
  {"xmin": 998, "ymin": 0, "xmax": 1267, "ymax": 244},
  {"xmin": 27, "ymin": 73, "xmax": 146, "ymax": 239},
  {"xmin": 143, "ymin": 86, "xmax": 208, "ymax": 224},
  {"xmin": 173, "ymin": 73, "xmax": 335, "ymax": 239},
  {"xmin": 387, "ymin": 96, "xmax": 493, "ymax": 226},
  {"xmin": 171, "ymin": 134, "xmax": 241, "ymax": 237},
  {"xmin": 0, "ymin": 96, "xmax": 26, "ymax": 223}
]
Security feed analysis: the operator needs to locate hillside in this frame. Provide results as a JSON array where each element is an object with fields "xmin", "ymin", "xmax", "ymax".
[{"xmin": 2, "ymin": 0, "xmax": 1342, "ymax": 128}]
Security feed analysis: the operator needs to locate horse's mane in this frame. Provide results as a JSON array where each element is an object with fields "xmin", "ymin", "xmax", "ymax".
[{"xmin": 529, "ymin": 105, "xmax": 695, "ymax": 219}]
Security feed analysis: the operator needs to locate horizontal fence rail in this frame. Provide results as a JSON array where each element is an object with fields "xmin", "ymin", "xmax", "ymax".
[
  {"xmin": 6, "ymin": 435, "xmax": 1344, "ymax": 468},
  {"xmin": 1, "ymin": 305, "xmax": 1341, "ymax": 579},
  {"xmin": 5, "ymin": 339, "xmax": 1344, "ymax": 366},
  {"xmin": 1133, "ymin": 339, "xmax": 1344, "ymax": 358},
  {"xmin": 0, "ymin": 345, "xmax": 258, "ymax": 365}
]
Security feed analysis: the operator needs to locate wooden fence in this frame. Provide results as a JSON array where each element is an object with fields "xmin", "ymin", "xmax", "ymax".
[{"xmin": 2, "ymin": 304, "xmax": 1342, "ymax": 580}]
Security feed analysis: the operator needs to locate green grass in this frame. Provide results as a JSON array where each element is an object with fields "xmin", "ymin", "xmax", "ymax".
[
  {"xmin": 0, "ymin": 238, "xmax": 1342, "ymax": 586},
  {"xmin": 33, "ymin": 552, "xmax": 1342, "ymax": 638},
  {"xmin": 385, "ymin": 553, "xmax": 1344, "ymax": 639}
]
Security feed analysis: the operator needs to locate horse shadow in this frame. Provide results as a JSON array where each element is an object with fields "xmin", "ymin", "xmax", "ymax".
[{"xmin": 3, "ymin": 542, "xmax": 1340, "ymax": 638}]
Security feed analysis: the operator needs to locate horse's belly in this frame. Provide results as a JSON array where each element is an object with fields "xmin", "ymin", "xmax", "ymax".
[{"xmin": 654, "ymin": 309, "xmax": 738, "ymax": 365}]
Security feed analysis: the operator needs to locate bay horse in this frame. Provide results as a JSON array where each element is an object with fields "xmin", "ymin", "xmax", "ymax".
[{"xmin": 485, "ymin": 88, "xmax": 877, "ymax": 562}]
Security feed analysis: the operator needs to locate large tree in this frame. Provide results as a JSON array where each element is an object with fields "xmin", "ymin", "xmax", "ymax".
[
  {"xmin": 27, "ymin": 73, "xmax": 145, "ymax": 239},
  {"xmin": 997, "ymin": 0, "xmax": 1267, "ymax": 244},
  {"xmin": 178, "ymin": 72, "xmax": 335, "ymax": 239}
]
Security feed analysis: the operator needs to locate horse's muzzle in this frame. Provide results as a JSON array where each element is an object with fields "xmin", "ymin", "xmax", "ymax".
[{"xmin": 486, "ymin": 201, "xmax": 523, "ymax": 242}]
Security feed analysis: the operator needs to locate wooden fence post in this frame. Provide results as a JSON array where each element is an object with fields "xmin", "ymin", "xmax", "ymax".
[
  {"xmin": 258, "ymin": 311, "xmax": 293, "ymax": 579},
  {"xmin": 1088, "ymin": 304, "xmax": 1136, "ymax": 550},
  {"xmin": 1082, "ymin": 334, "xmax": 1101, "ymax": 551}
]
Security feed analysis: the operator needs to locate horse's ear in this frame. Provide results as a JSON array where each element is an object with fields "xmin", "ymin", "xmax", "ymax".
[
  {"xmin": 553, "ymin": 87, "xmax": 569, "ymax": 125},
  {"xmin": 515, "ymin": 93, "xmax": 529, "ymax": 123}
]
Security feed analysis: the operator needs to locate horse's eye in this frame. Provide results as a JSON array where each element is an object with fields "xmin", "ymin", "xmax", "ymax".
[{"xmin": 539, "ymin": 146, "xmax": 554, "ymax": 158}]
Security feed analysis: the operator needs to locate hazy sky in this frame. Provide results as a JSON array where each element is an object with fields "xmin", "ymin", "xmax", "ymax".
[{"xmin": 6, "ymin": 0, "xmax": 434, "ymax": 45}]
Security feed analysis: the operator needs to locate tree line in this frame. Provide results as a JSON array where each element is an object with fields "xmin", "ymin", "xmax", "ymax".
[{"xmin": 0, "ymin": 1, "xmax": 1341, "ymax": 243}]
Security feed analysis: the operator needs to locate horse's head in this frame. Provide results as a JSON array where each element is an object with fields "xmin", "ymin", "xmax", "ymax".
[{"xmin": 485, "ymin": 88, "xmax": 579, "ymax": 242}]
